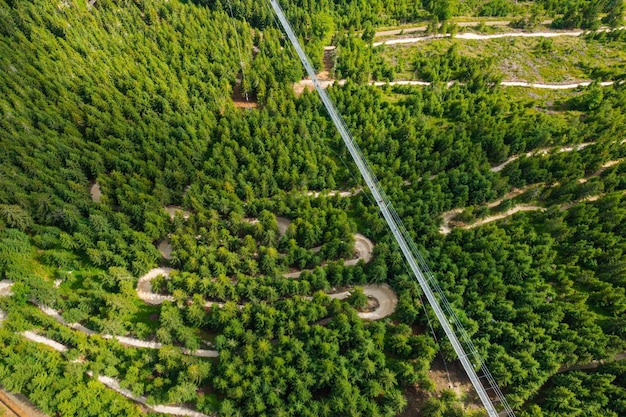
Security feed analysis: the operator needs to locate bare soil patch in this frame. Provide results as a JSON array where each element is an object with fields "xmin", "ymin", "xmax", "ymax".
[
  {"xmin": 0, "ymin": 280, "xmax": 14, "ymax": 297},
  {"xmin": 231, "ymin": 81, "xmax": 258, "ymax": 109},
  {"xmin": 164, "ymin": 206, "xmax": 191, "ymax": 220},
  {"xmin": 361, "ymin": 295, "xmax": 380, "ymax": 312},
  {"xmin": 439, "ymin": 209, "xmax": 463, "ymax": 235},
  {"xmin": 275, "ymin": 216, "xmax": 291, "ymax": 237},
  {"xmin": 294, "ymin": 48, "xmax": 336, "ymax": 96},
  {"xmin": 0, "ymin": 388, "xmax": 48, "ymax": 417},
  {"xmin": 399, "ymin": 355, "xmax": 481, "ymax": 417},
  {"xmin": 398, "ymin": 384, "xmax": 429, "ymax": 417},
  {"xmin": 579, "ymin": 158, "xmax": 623, "ymax": 184},
  {"xmin": 0, "ymin": 404, "xmax": 19, "ymax": 417},
  {"xmin": 317, "ymin": 48, "xmax": 334, "ymax": 81},
  {"xmin": 465, "ymin": 205, "xmax": 544, "ymax": 229},
  {"xmin": 90, "ymin": 183, "xmax": 101, "ymax": 203},
  {"xmin": 157, "ymin": 239, "xmax": 173, "ymax": 260},
  {"xmin": 429, "ymin": 356, "xmax": 473, "ymax": 397}
]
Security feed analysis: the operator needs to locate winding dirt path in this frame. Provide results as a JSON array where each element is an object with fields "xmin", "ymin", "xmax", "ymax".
[
  {"xmin": 157, "ymin": 239, "xmax": 173, "ymax": 260},
  {"xmin": 295, "ymin": 78, "xmax": 617, "ymax": 94},
  {"xmin": 439, "ymin": 209, "xmax": 462, "ymax": 235},
  {"xmin": 305, "ymin": 188, "xmax": 362, "ymax": 198},
  {"xmin": 282, "ymin": 232, "xmax": 374, "ymax": 277},
  {"xmin": 438, "ymin": 185, "xmax": 537, "ymax": 234},
  {"xmin": 351, "ymin": 284, "xmax": 397, "ymax": 320},
  {"xmin": 35, "ymin": 301, "xmax": 218, "ymax": 357},
  {"xmin": 137, "ymin": 230, "xmax": 395, "ymax": 321},
  {"xmin": 242, "ymin": 215, "xmax": 292, "ymax": 237},
  {"xmin": 373, "ymin": 29, "xmax": 589, "ymax": 47},
  {"xmin": 137, "ymin": 267, "xmax": 175, "ymax": 305},
  {"xmin": 501, "ymin": 81, "xmax": 615, "ymax": 89},
  {"xmin": 373, "ymin": 20, "xmax": 554, "ymax": 38},
  {"xmin": 438, "ymin": 154, "xmax": 623, "ymax": 233},
  {"xmin": 21, "ymin": 331, "xmax": 68, "ymax": 352},
  {"xmin": 372, "ymin": 26, "xmax": 624, "ymax": 47},
  {"xmin": 137, "ymin": 268, "xmax": 397, "ymax": 320},
  {"xmin": 372, "ymin": 80, "xmax": 616, "ymax": 90},
  {"xmin": 147, "ymin": 208, "xmax": 391, "ymax": 317},
  {"xmin": 37, "ymin": 304, "xmax": 97, "ymax": 335},
  {"xmin": 87, "ymin": 373, "xmax": 213, "ymax": 417},
  {"xmin": 296, "ymin": 26, "xmax": 622, "ymax": 94},
  {"xmin": 491, "ymin": 142, "xmax": 594, "ymax": 172},
  {"xmin": 343, "ymin": 233, "xmax": 374, "ymax": 266},
  {"xmin": 21, "ymin": 325, "xmax": 619, "ymax": 417},
  {"xmin": 557, "ymin": 352, "xmax": 626, "ymax": 374},
  {"xmin": 579, "ymin": 158, "xmax": 623, "ymax": 184},
  {"xmin": 14, "ymin": 329, "xmax": 213, "ymax": 417},
  {"xmin": 324, "ymin": 284, "xmax": 397, "ymax": 320},
  {"xmin": 440, "ymin": 185, "xmax": 625, "ymax": 234},
  {"xmin": 559, "ymin": 193, "xmax": 607, "ymax": 211},
  {"xmin": 465, "ymin": 205, "xmax": 544, "ymax": 230},
  {"xmin": 440, "ymin": 204, "xmax": 544, "ymax": 235}
]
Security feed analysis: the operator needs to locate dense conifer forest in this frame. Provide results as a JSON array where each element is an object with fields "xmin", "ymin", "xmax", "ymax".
[{"xmin": 0, "ymin": 0, "xmax": 625, "ymax": 416}]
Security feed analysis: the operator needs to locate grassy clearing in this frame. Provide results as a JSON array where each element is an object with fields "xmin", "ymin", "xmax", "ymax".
[
  {"xmin": 496, "ymin": 86, "xmax": 589, "ymax": 115},
  {"xmin": 386, "ymin": 82, "xmax": 587, "ymax": 120},
  {"xmin": 379, "ymin": 35, "xmax": 626, "ymax": 83}
]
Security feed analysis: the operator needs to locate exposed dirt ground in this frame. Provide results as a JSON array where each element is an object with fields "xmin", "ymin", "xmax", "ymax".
[
  {"xmin": 344, "ymin": 233, "xmax": 374, "ymax": 265},
  {"xmin": 362, "ymin": 295, "xmax": 380, "ymax": 312},
  {"xmin": 317, "ymin": 47, "xmax": 334, "ymax": 81},
  {"xmin": 164, "ymin": 206, "xmax": 191, "ymax": 220},
  {"xmin": 464, "ymin": 205, "xmax": 544, "ymax": 229},
  {"xmin": 294, "ymin": 48, "xmax": 336, "ymax": 96},
  {"xmin": 275, "ymin": 216, "xmax": 291, "ymax": 236},
  {"xmin": 400, "ymin": 356, "xmax": 481, "ymax": 417},
  {"xmin": 373, "ymin": 20, "xmax": 554, "ymax": 39},
  {"xmin": 157, "ymin": 239, "xmax": 173, "ymax": 260},
  {"xmin": 357, "ymin": 284, "xmax": 397, "ymax": 320},
  {"xmin": 429, "ymin": 357, "xmax": 475, "ymax": 398},
  {"xmin": 231, "ymin": 81, "xmax": 258, "ymax": 109},
  {"xmin": 89, "ymin": 183, "xmax": 101, "ymax": 203},
  {"xmin": 0, "ymin": 400, "xmax": 19, "ymax": 417},
  {"xmin": 373, "ymin": 29, "xmax": 588, "ymax": 47},
  {"xmin": 0, "ymin": 388, "xmax": 48, "ymax": 417}
]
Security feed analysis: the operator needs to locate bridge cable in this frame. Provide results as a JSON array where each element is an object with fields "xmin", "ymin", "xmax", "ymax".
[
  {"xmin": 393, "ymin": 239, "xmax": 455, "ymax": 391},
  {"xmin": 226, "ymin": 0, "xmax": 248, "ymax": 101},
  {"xmin": 268, "ymin": 1, "xmax": 516, "ymax": 416}
]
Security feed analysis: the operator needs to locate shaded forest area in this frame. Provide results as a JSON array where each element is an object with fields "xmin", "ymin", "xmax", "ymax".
[{"xmin": 1, "ymin": 0, "xmax": 626, "ymax": 416}]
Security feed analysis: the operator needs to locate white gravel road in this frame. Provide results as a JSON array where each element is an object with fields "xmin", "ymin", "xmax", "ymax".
[
  {"xmin": 327, "ymin": 284, "xmax": 398, "ymax": 320},
  {"xmin": 22, "ymin": 331, "xmax": 68, "ymax": 352},
  {"xmin": 344, "ymin": 233, "xmax": 374, "ymax": 266},
  {"xmin": 373, "ymin": 29, "xmax": 589, "ymax": 47}
]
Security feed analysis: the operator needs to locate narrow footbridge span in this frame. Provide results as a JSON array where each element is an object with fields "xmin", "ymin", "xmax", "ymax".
[{"xmin": 269, "ymin": 1, "xmax": 515, "ymax": 416}]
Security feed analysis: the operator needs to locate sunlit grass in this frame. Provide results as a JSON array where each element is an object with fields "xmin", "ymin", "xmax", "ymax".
[{"xmin": 377, "ymin": 35, "xmax": 626, "ymax": 83}]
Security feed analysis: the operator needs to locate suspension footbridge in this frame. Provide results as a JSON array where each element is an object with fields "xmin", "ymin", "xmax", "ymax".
[{"xmin": 268, "ymin": 1, "xmax": 516, "ymax": 415}]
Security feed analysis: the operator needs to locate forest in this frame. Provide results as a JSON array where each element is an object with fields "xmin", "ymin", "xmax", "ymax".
[{"xmin": 0, "ymin": 0, "xmax": 625, "ymax": 416}]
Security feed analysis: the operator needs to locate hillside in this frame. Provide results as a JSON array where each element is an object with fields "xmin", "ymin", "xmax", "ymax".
[{"xmin": 0, "ymin": 1, "xmax": 625, "ymax": 417}]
